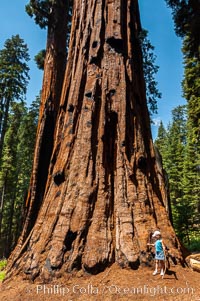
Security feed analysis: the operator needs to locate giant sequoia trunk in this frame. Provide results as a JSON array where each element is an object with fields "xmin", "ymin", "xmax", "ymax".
[
  {"xmin": 16, "ymin": 0, "xmax": 70, "ymax": 247},
  {"xmin": 7, "ymin": 0, "xmax": 185, "ymax": 280}
]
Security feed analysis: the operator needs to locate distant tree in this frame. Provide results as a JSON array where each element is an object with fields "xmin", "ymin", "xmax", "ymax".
[
  {"xmin": 139, "ymin": 29, "xmax": 161, "ymax": 115},
  {"xmin": 182, "ymin": 36, "xmax": 200, "ymax": 147},
  {"xmin": 12, "ymin": 97, "xmax": 40, "ymax": 242},
  {"xmin": 182, "ymin": 122, "xmax": 200, "ymax": 243},
  {"xmin": 159, "ymin": 0, "xmax": 200, "ymax": 246},
  {"xmin": 155, "ymin": 106, "xmax": 192, "ymax": 241},
  {"xmin": 167, "ymin": 107, "xmax": 188, "ymax": 239},
  {"xmin": 154, "ymin": 123, "xmax": 173, "ymax": 223},
  {"xmin": 0, "ymin": 97, "xmax": 39, "ymax": 258},
  {"xmin": 0, "ymin": 102, "xmax": 25, "ymax": 257},
  {"xmin": 182, "ymin": 36, "xmax": 200, "ymax": 241},
  {"xmin": 0, "ymin": 35, "xmax": 30, "ymax": 158},
  {"xmin": 165, "ymin": 0, "xmax": 200, "ymax": 58},
  {"xmin": 154, "ymin": 121, "xmax": 168, "ymax": 155}
]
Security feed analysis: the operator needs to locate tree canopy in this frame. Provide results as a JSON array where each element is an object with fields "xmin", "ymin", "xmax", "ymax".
[
  {"xmin": 0, "ymin": 35, "xmax": 30, "ymax": 158},
  {"xmin": 165, "ymin": 0, "xmax": 200, "ymax": 58}
]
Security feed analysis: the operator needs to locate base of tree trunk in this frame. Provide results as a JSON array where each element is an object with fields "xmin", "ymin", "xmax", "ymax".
[{"xmin": 5, "ymin": 0, "xmax": 189, "ymax": 283}]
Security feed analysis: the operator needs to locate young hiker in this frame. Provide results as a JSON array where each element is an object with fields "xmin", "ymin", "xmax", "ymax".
[{"xmin": 147, "ymin": 230, "xmax": 165, "ymax": 276}]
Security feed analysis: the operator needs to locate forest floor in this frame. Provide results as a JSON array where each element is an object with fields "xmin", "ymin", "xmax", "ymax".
[{"xmin": 0, "ymin": 263, "xmax": 200, "ymax": 301}]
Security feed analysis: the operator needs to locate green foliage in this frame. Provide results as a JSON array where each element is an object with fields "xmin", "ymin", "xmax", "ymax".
[
  {"xmin": 0, "ymin": 271, "xmax": 6, "ymax": 281},
  {"xmin": 155, "ymin": 105, "xmax": 200, "ymax": 244},
  {"xmin": 0, "ymin": 97, "xmax": 39, "ymax": 257},
  {"xmin": 164, "ymin": 107, "xmax": 187, "ymax": 235},
  {"xmin": 26, "ymin": 0, "xmax": 73, "ymax": 31},
  {"xmin": 34, "ymin": 49, "xmax": 46, "ymax": 70},
  {"xmin": 25, "ymin": 0, "xmax": 52, "ymax": 29},
  {"xmin": 0, "ymin": 102, "xmax": 26, "ymax": 256},
  {"xmin": 181, "ymin": 29, "xmax": 200, "ymax": 244},
  {"xmin": 154, "ymin": 121, "xmax": 168, "ymax": 155},
  {"xmin": 0, "ymin": 259, "xmax": 6, "ymax": 281},
  {"xmin": 182, "ymin": 121, "xmax": 200, "ymax": 241},
  {"xmin": 0, "ymin": 35, "xmax": 30, "ymax": 100},
  {"xmin": 139, "ymin": 29, "xmax": 161, "ymax": 115},
  {"xmin": 165, "ymin": 0, "xmax": 200, "ymax": 58},
  {"xmin": 159, "ymin": 1, "xmax": 200, "ymax": 244},
  {"xmin": 0, "ymin": 35, "xmax": 30, "ymax": 159},
  {"xmin": 182, "ymin": 36, "xmax": 200, "ymax": 144},
  {"xmin": 0, "ymin": 258, "xmax": 7, "ymax": 270},
  {"xmin": 185, "ymin": 237, "xmax": 200, "ymax": 252}
]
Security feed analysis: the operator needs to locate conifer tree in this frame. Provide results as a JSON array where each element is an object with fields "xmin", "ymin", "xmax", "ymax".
[
  {"xmin": 12, "ymin": 97, "xmax": 40, "ymax": 243},
  {"xmin": 155, "ymin": 106, "xmax": 187, "ymax": 240},
  {"xmin": 0, "ymin": 102, "xmax": 25, "ymax": 257},
  {"xmin": 165, "ymin": 0, "xmax": 200, "ymax": 58},
  {"xmin": 139, "ymin": 29, "xmax": 161, "ymax": 115},
  {"xmin": 154, "ymin": 121, "xmax": 168, "ymax": 157},
  {"xmin": 182, "ymin": 125, "xmax": 200, "ymax": 243},
  {"xmin": 165, "ymin": 0, "xmax": 200, "ymax": 245},
  {"xmin": 0, "ymin": 97, "xmax": 39, "ymax": 257},
  {"xmin": 181, "ymin": 37, "xmax": 200, "ymax": 242},
  {"xmin": 0, "ymin": 35, "xmax": 30, "ymax": 158}
]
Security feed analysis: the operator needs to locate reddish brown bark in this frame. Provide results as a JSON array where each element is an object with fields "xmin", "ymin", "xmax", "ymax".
[
  {"xmin": 7, "ymin": 0, "xmax": 185, "ymax": 281},
  {"xmin": 8, "ymin": 0, "xmax": 70, "ymax": 261}
]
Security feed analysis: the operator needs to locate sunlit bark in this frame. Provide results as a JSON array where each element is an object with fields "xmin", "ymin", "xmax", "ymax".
[{"xmin": 7, "ymin": 0, "xmax": 185, "ymax": 281}]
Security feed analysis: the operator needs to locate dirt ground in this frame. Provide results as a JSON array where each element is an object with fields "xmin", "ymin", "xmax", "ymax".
[{"xmin": 0, "ymin": 263, "xmax": 200, "ymax": 301}]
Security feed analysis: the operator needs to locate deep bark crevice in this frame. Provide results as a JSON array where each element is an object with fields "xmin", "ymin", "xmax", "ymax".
[
  {"xmin": 64, "ymin": 230, "xmax": 77, "ymax": 252},
  {"xmin": 106, "ymin": 37, "xmax": 124, "ymax": 54},
  {"xmin": 27, "ymin": 110, "xmax": 55, "ymax": 235}
]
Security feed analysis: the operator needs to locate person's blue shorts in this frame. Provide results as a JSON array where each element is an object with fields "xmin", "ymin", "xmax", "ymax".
[{"xmin": 155, "ymin": 251, "xmax": 165, "ymax": 260}]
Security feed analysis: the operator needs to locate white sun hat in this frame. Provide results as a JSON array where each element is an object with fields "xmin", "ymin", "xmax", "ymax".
[{"xmin": 152, "ymin": 230, "xmax": 161, "ymax": 238}]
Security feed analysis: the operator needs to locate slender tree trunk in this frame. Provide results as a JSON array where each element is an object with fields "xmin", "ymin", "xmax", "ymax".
[
  {"xmin": 0, "ymin": 98, "xmax": 5, "ymax": 138},
  {"xmin": 0, "ymin": 173, "xmax": 8, "ymax": 257},
  {"xmin": 0, "ymin": 98, "xmax": 10, "ymax": 159},
  {"xmin": 0, "ymin": 84, "xmax": 6, "ymax": 142},
  {"xmin": 7, "ymin": 0, "xmax": 185, "ymax": 281},
  {"xmin": 5, "ymin": 195, "xmax": 15, "ymax": 257},
  {"xmin": 0, "ymin": 181, "xmax": 6, "ymax": 240}
]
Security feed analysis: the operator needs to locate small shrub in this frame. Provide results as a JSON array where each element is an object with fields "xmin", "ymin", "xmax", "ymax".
[
  {"xmin": 185, "ymin": 238, "xmax": 200, "ymax": 252},
  {"xmin": 0, "ymin": 258, "xmax": 7, "ymax": 271},
  {"xmin": 0, "ymin": 271, "xmax": 6, "ymax": 281},
  {"xmin": 0, "ymin": 259, "xmax": 7, "ymax": 281}
]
